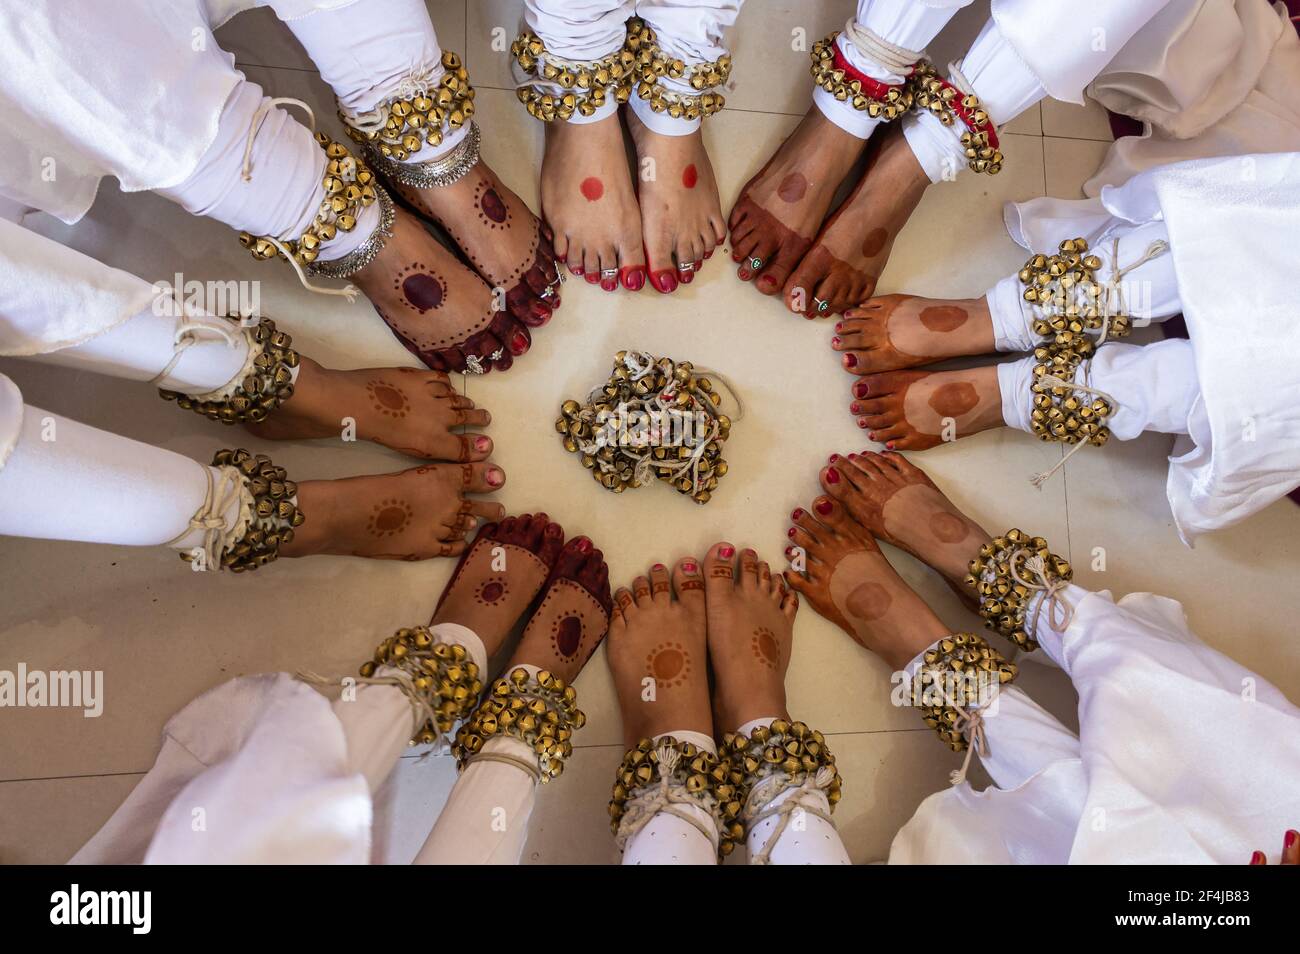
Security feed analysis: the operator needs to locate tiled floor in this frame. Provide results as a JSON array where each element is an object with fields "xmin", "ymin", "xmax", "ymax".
[{"xmin": 2, "ymin": 0, "xmax": 1298, "ymax": 865}]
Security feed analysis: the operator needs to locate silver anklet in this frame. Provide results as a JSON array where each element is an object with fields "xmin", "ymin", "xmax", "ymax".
[
  {"xmin": 306, "ymin": 184, "xmax": 396, "ymax": 280},
  {"xmin": 364, "ymin": 122, "xmax": 481, "ymax": 190}
]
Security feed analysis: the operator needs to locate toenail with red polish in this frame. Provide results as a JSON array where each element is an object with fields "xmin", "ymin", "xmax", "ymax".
[
  {"xmin": 575, "ymin": 537, "xmax": 593, "ymax": 553},
  {"xmin": 622, "ymin": 267, "xmax": 645, "ymax": 291},
  {"xmin": 652, "ymin": 563, "xmax": 666, "ymax": 571},
  {"xmin": 569, "ymin": 264, "xmax": 583, "ymax": 276},
  {"xmin": 791, "ymin": 508, "xmax": 804, "ymax": 519},
  {"xmin": 844, "ymin": 353, "xmax": 857, "ymax": 368},
  {"xmin": 886, "ymin": 441, "xmax": 896, "ymax": 450},
  {"xmin": 850, "ymin": 403, "xmax": 861, "ymax": 414},
  {"xmin": 1250, "ymin": 851, "xmax": 1266, "ymax": 865},
  {"xmin": 815, "ymin": 499, "xmax": 833, "ymax": 515},
  {"xmin": 829, "ymin": 454, "xmax": 839, "ymax": 463},
  {"xmin": 858, "ymin": 419, "xmax": 869, "ymax": 429},
  {"xmin": 831, "ymin": 336, "xmax": 841, "ymax": 348},
  {"xmin": 854, "ymin": 382, "xmax": 869, "ymax": 398},
  {"xmin": 758, "ymin": 276, "xmax": 776, "ymax": 291},
  {"xmin": 826, "ymin": 468, "xmax": 841, "ymax": 484},
  {"xmin": 718, "ymin": 545, "xmax": 735, "ymax": 558},
  {"xmin": 474, "ymin": 436, "xmax": 491, "ymax": 453},
  {"xmin": 835, "ymin": 322, "xmax": 845, "ymax": 333},
  {"xmin": 584, "ymin": 272, "xmax": 600, "ymax": 284},
  {"xmin": 510, "ymin": 331, "xmax": 530, "ymax": 355},
  {"xmin": 487, "ymin": 467, "xmax": 504, "ymax": 487},
  {"xmin": 787, "ymin": 527, "xmax": 796, "ymax": 538},
  {"xmin": 650, "ymin": 270, "xmax": 678, "ymax": 293},
  {"xmin": 682, "ymin": 561, "xmax": 697, "ymax": 573}
]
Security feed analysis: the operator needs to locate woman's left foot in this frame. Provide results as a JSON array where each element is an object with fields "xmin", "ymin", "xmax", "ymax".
[
  {"xmin": 392, "ymin": 157, "xmax": 561, "ymax": 329},
  {"xmin": 834, "ymin": 294, "xmax": 995, "ymax": 374},
  {"xmin": 850, "ymin": 366, "xmax": 1004, "ymax": 450},
  {"xmin": 626, "ymin": 111, "xmax": 727, "ymax": 293},
  {"xmin": 507, "ymin": 536, "xmax": 613, "ymax": 685},
  {"xmin": 246, "ymin": 357, "xmax": 493, "ymax": 461}
]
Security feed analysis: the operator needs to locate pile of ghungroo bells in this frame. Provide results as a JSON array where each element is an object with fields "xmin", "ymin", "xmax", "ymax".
[
  {"xmin": 964, "ymin": 527, "xmax": 1072, "ymax": 653},
  {"xmin": 910, "ymin": 632, "xmax": 1017, "ymax": 751},
  {"xmin": 452, "ymin": 667, "xmax": 585, "ymax": 781},
  {"xmin": 239, "ymin": 133, "xmax": 382, "ymax": 270},
  {"xmin": 195, "ymin": 448, "xmax": 305, "ymax": 572},
  {"xmin": 557, "ymin": 351, "xmax": 732, "ymax": 504},
  {"xmin": 514, "ymin": 17, "xmax": 730, "ymax": 123},
  {"xmin": 342, "ymin": 50, "xmax": 476, "ymax": 163},
  {"xmin": 159, "ymin": 316, "xmax": 299, "ymax": 425},
  {"xmin": 810, "ymin": 34, "xmax": 1002, "ymax": 174},
  {"xmin": 1021, "ymin": 238, "xmax": 1119, "ymax": 448},
  {"xmin": 359, "ymin": 627, "xmax": 484, "ymax": 745}
]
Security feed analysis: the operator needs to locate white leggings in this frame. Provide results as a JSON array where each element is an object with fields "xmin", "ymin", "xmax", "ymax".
[{"xmin": 524, "ymin": 0, "xmax": 742, "ymax": 135}]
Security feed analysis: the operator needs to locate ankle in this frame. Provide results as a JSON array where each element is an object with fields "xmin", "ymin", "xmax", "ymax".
[
  {"xmin": 879, "ymin": 612, "xmax": 951, "ymax": 671},
  {"xmin": 277, "ymin": 479, "xmax": 335, "ymax": 558}
]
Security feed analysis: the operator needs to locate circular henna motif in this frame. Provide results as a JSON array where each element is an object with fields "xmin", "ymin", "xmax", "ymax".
[
  {"xmin": 475, "ymin": 578, "xmax": 508, "ymax": 606},
  {"xmin": 367, "ymin": 498, "xmax": 413, "ymax": 539},
  {"xmin": 552, "ymin": 614, "xmax": 584, "ymax": 660},
  {"xmin": 367, "ymin": 380, "xmax": 409, "ymax": 418},
  {"xmin": 645, "ymin": 641, "xmax": 691, "ymax": 688},
  {"xmin": 751, "ymin": 627, "xmax": 780, "ymax": 670}
]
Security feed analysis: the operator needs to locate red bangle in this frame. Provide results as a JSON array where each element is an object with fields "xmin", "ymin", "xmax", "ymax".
[{"xmin": 829, "ymin": 40, "xmax": 909, "ymax": 103}]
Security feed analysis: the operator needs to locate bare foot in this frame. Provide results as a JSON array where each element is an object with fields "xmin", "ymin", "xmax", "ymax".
[
  {"xmin": 506, "ymin": 536, "xmax": 613, "ymax": 685},
  {"xmin": 701, "ymin": 543, "xmax": 800, "ymax": 732},
  {"xmin": 728, "ymin": 107, "xmax": 866, "ymax": 296},
  {"xmin": 430, "ymin": 513, "xmax": 566, "ymax": 659},
  {"xmin": 541, "ymin": 114, "xmax": 646, "ymax": 292},
  {"xmin": 833, "ymin": 294, "xmax": 995, "ymax": 374},
  {"xmin": 784, "ymin": 125, "xmax": 929, "ymax": 318},
  {"xmin": 246, "ymin": 358, "xmax": 493, "ymax": 461},
  {"xmin": 815, "ymin": 452, "xmax": 991, "ymax": 600},
  {"xmin": 279, "ymin": 461, "xmax": 506, "ymax": 561},
  {"xmin": 352, "ymin": 208, "xmax": 532, "ymax": 373},
  {"xmin": 626, "ymin": 111, "xmax": 727, "ymax": 293},
  {"xmin": 392, "ymin": 159, "xmax": 562, "ymax": 329},
  {"xmin": 783, "ymin": 495, "xmax": 948, "ymax": 670},
  {"xmin": 850, "ymin": 366, "xmax": 1004, "ymax": 450},
  {"xmin": 607, "ymin": 558, "xmax": 713, "ymax": 749}
]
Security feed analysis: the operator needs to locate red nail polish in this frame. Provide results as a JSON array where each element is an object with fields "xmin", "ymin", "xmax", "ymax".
[
  {"xmin": 528, "ymin": 300, "xmax": 553, "ymax": 326},
  {"xmin": 829, "ymin": 454, "xmax": 839, "ymax": 463},
  {"xmin": 1250, "ymin": 850, "xmax": 1267, "ymax": 865},
  {"xmin": 650, "ymin": 270, "xmax": 678, "ymax": 293},
  {"xmin": 847, "ymin": 453, "xmax": 857, "ymax": 459},
  {"xmin": 868, "ymin": 432, "xmax": 877, "ymax": 441},
  {"xmin": 844, "ymin": 353, "xmax": 857, "ymax": 368},
  {"xmin": 474, "ymin": 436, "xmax": 491, "ymax": 453},
  {"xmin": 1287, "ymin": 830, "xmax": 1299, "ymax": 849},
  {"xmin": 703, "ymin": 250, "xmax": 713, "ymax": 259},
  {"xmin": 679, "ymin": 267, "xmax": 695, "ymax": 285},
  {"xmin": 584, "ymin": 272, "xmax": 600, "ymax": 285},
  {"xmin": 569, "ymin": 263, "xmax": 583, "ymax": 276},
  {"xmin": 487, "ymin": 467, "xmax": 504, "ymax": 487},
  {"xmin": 652, "ymin": 563, "xmax": 666, "ymax": 571},
  {"xmin": 622, "ymin": 266, "xmax": 645, "ymax": 291},
  {"xmin": 850, "ymin": 403, "xmax": 861, "ymax": 414},
  {"xmin": 575, "ymin": 537, "xmax": 593, "ymax": 553},
  {"xmin": 854, "ymin": 382, "xmax": 869, "ymax": 398},
  {"xmin": 758, "ymin": 275, "xmax": 776, "ymax": 291},
  {"xmin": 886, "ymin": 441, "xmax": 896, "ymax": 451},
  {"xmin": 718, "ymin": 545, "xmax": 735, "ymax": 558},
  {"xmin": 815, "ymin": 499, "xmax": 833, "ymax": 515},
  {"xmin": 787, "ymin": 527, "xmax": 797, "ymax": 538},
  {"xmin": 831, "ymin": 337, "xmax": 842, "ymax": 350},
  {"xmin": 826, "ymin": 468, "xmax": 841, "ymax": 484},
  {"xmin": 510, "ymin": 331, "xmax": 530, "ymax": 355},
  {"xmin": 835, "ymin": 321, "xmax": 844, "ymax": 333},
  {"xmin": 858, "ymin": 419, "xmax": 869, "ymax": 429},
  {"xmin": 731, "ymin": 250, "xmax": 745, "ymax": 263},
  {"xmin": 791, "ymin": 508, "xmax": 804, "ymax": 519},
  {"xmin": 784, "ymin": 546, "xmax": 794, "ymax": 558},
  {"xmin": 682, "ymin": 561, "xmax": 697, "ymax": 572}
]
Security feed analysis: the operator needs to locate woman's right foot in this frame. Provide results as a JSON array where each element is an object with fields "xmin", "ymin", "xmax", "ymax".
[
  {"xmin": 816, "ymin": 452, "xmax": 991, "ymax": 602},
  {"xmin": 607, "ymin": 558, "xmax": 713, "ymax": 749},
  {"xmin": 728, "ymin": 107, "xmax": 866, "ymax": 296},
  {"xmin": 351, "ymin": 207, "xmax": 532, "ymax": 373},
  {"xmin": 540, "ymin": 113, "xmax": 646, "ymax": 292},
  {"xmin": 850, "ymin": 365, "xmax": 1004, "ymax": 450},
  {"xmin": 833, "ymin": 294, "xmax": 996, "ymax": 374},
  {"xmin": 784, "ymin": 495, "xmax": 949, "ymax": 670},
  {"xmin": 430, "ymin": 513, "xmax": 566, "ymax": 659},
  {"xmin": 279, "ymin": 461, "xmax": 506, "ymax": 561}
]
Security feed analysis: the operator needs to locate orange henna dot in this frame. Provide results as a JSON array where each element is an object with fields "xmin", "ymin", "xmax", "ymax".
[
  {"xmin": 919, "ymin": 305, "xmax": 968, "ymax": 333},
  {"xmin": 371, "ymin": 384, "xmax": 405, "ymax": 410},
  {"xmin": 652, "ymin": 648, "xmax": 684, "ymax": 680},
  {"xmin": 860, "ymin": 227, "xmax": 889, "ymax": 258},
  {"xmin": 845, "ymin": 581, "xmax": 891, "ymax": 621},
  {"xmin": 777, "ymin": 172, "xmax": 807, "ymax": 203},
  {"xmin": 580, "ymin": 177, "xmax": 604, "ymax": 201},
  {"xmin": 929, "ymin": 511, "xmax": 969, "ymax": 544},
  {"xmin": 682, "ymin": 164, "xmax": 698, "ymax": 189},
  {"xmin": 928, "ymin": 381, "xmax": 979, "ymax": 417}
]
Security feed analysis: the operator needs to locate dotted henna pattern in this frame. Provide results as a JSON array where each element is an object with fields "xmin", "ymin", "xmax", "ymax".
[
  {"xmin": 367, "ymin": 498, "xmax": 413, "ymax": 539},
  {"xmin": 475, "ymin": 578, "xmax": 509, "ymax": 607},
  {"xmin": 645, "ymin": 640, "xmax": 691, "ymax": 688},
  {"xmin": 366, "ymin": 380, "xmax": 410, "ymax": 418},
  {"xmin": 751, "ymin": 628, "xmax": 780, "ymax": 670}
]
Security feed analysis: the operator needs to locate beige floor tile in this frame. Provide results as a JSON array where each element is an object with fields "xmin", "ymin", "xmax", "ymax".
[
  {"xmin": 0, "ymin": 774, "xmax": 143, "ymax": 864},
  {"xmin": 1041, "ymin": 97, "xmax": 1116, "ymax": 143},
  {"xmin": 1043, "ymin": 136, "xmax": 1112, "ymax": 199}
]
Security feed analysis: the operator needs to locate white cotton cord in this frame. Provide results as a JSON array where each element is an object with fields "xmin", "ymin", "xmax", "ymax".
[
  {"xmin": 931, "ymin": 678, "xmax": 1002, "ymax": 787},
  {"xmin": 1028, "ymin": 373, "xmax": 1121, "ymax": 488},
  {"xmin": 463, "ymin": 749, "xmax": 543, "ymax": 783},
  {"xmin": 1008, "ymin": 548, "xmax": 1075, "ymax": 636},
  {"xmin": 1096, "ymin": 237, "xmax": 1170, "ymax": 345},
  {"xmin": 339, "ymin": 66, "xmax": 443, "ymax": 135},
  {"xmin": 164, "ymin": 463, "xmax": 250, "ymax": 568},
  {"xmin": 296, "ymin": 669, "xmax": 444, "ymax": 751},
  {"xmin": 840, "ymin": 20, "xmax": 924, "ymax": 75},
  {"xmin": 614, "ymin": 741, "xmax": 722, "ymax": 853},
  {"xmin": 239, "ymin": 96, "xmax": 361, "ymax": 303},
  {"xmin": 744, "ymin": 768, "xmax": 837, "ymax": 865},
  {"xmin": 147, "ymin": 314, "xmax": 243, "ymax": 392}
]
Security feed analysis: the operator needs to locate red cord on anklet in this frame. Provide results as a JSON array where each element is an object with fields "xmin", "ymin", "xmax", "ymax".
[
  {"xmin": 829, "ymin": 43, "xmax": 911, "ymax": 104},
  {"xmin": 922, "ymin": 72, "xmax": 1000, "ymax": 151}
]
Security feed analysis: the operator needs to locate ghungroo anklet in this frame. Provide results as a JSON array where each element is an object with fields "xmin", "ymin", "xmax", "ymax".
[
  {"xmin": 341, "ymin": 51, "xmax": 475, "ymax": 164},
  {"xmin": 362, "ymin": 120, "xmax": 481, "ymax": 190},
  {"xmin": 159, "ymin": 316, "xmax": 299, "ymax": 424},
  {"xmin": 632, "ymin": 18, "xmax": 730, "ymax": 121},
  {"xmin": 809, "ymin": 32, "xmax": 913, "ymax": 120},
  {"xmin": 1029, "ymin": 343, "xmax": 1115, "ymax": 456},
  {"xmin": 185, "ymin": 448, "xmax": 304, "ymax": 573},
  {"xmin": 610, "ymin": 736, "xmax": 739, "ymax": 857},
  {"xmin": 910, "ymin": 62, "xmax": 1002, "ymax": 174},
  {"xmin": 964, "ymin": 528, "xmax": 1073, "ymax": 652},
  {"xmin": 512, "ymin": 21, "xmax": 641, "ymax": 121},
  {"xmin": 1020, "ymin": 237, "xmax": 1128, "ymax": 352},
  {"xmin": 909, "ymin": 632, "xmax": 1017, "ymax": 752},
  {"xmin": 452, "ymin": 667, "xmax": 584, "ymax": 781},
  {"xmin": 358, "ymin": 626, "xmax": 484, "ymax": 745}
]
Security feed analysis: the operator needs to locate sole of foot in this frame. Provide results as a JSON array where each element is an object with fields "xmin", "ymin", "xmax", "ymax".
[
  {"xmin": 430, "ymin": 513, "xmax": 566, "ymax": 660},
  {"xmin": 781, "ymin": 125, "xmax": 930, "ymax": 318},
  {"xmin": 505, "ymin": 536, "xmax": 613, "ymax": 686},
  {"xmin": 784, "ymin": 495, "xmax": 950, "ymax": 670},
  {"xmin": 540, "ymin": 113, "xmax": 646, "ymax": 292},
  {"xmin": 850, "ymin": 366, "xmax": 1004, "ymax": 450},
  {"xmin": 247, "ymin": 358, "xmax": 493, "ymax": 461},
  {"xmin": 701, "ymin": 543, "xmax": 799, "ymax": 734},
  {"xmin": 728, "ymin": 106, "xmax": 867, "ymax": 297},
  {"xmin": 833, "ymin": 294, "xmax": 996, "ymax": 374},
  {"xmin": 626, "ymin": 110, "xmax": 727, "ymax": 293},
  {"xmin": 816, "ymin": 452, "xmax": 990, "ymax": 603},
  {"xmin": 279, "ymin": 461, "xmax": 506, "ymax": 561},
  {"xmin": 607, "ymin": 558, "xmax": 713, "ymax": 749},
  {"xmin": 353, "ymin": 207, "xmax": 532, "ymax": 373}
]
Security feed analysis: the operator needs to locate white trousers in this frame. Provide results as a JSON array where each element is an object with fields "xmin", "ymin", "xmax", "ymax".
[
  {"xmin": 524, "ymin": 0, "xmax": 742, "ymax": 135},
  {"xmin": 891, "ymin": 583, "xmax": 1300, "ymax": 864}
]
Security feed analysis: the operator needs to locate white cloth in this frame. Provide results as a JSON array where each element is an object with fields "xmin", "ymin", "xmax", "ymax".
[
  {"xmin": 1006, "ymin": 153, "xmax": 1300, "ymax": 542},
  {"xmin": 72, "ymin": 623, "xmax": 543, "ymax": 865},
  {"xmin": 890, "ymin": 584, "xmax": 1300, "ymax": 863},
  {"xmin": 985, "ymin": 220, "xmax": 1181, "ymax": 353},
  {"xmin": 0, "ymin": 373, "xmax": 21, "ymax": 473},
  {"xmin": 998, "ymin": 337, "xmax": 1200, "ymax": 440},
  {"xmin": 524, "ymin": 0, "xmax": 742, "ymax": 135},
  {"xmin": 814, "ymin": 0, "xmax": 972, "ymax": 140}
]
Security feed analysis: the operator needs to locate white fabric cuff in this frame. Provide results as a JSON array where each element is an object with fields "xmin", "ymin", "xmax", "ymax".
[
  {"xmin": 901, "ymin": 108, "xmax": 968, "ymax": 183},
  {"xmin": 628, "ymin": 93, "xmax": 700, "ymax": 136},
  {"xmin": 986, "ymin": 275, "xmax": 1033, "ymax": 352},
  {"xmin": 957, "ymin": 18, "xmax": 1045, "ymax": 128},
  {"xmin": 997, "ymin": 355, "xmax": 1036, "ymax": 431},
  {"xmin": 430, "ymin": 621, "xmax": 488, "ymax": 676},
  {"xmin": 1088, "ymin": 339, "xmax": 1199, "ymax": 440}
]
